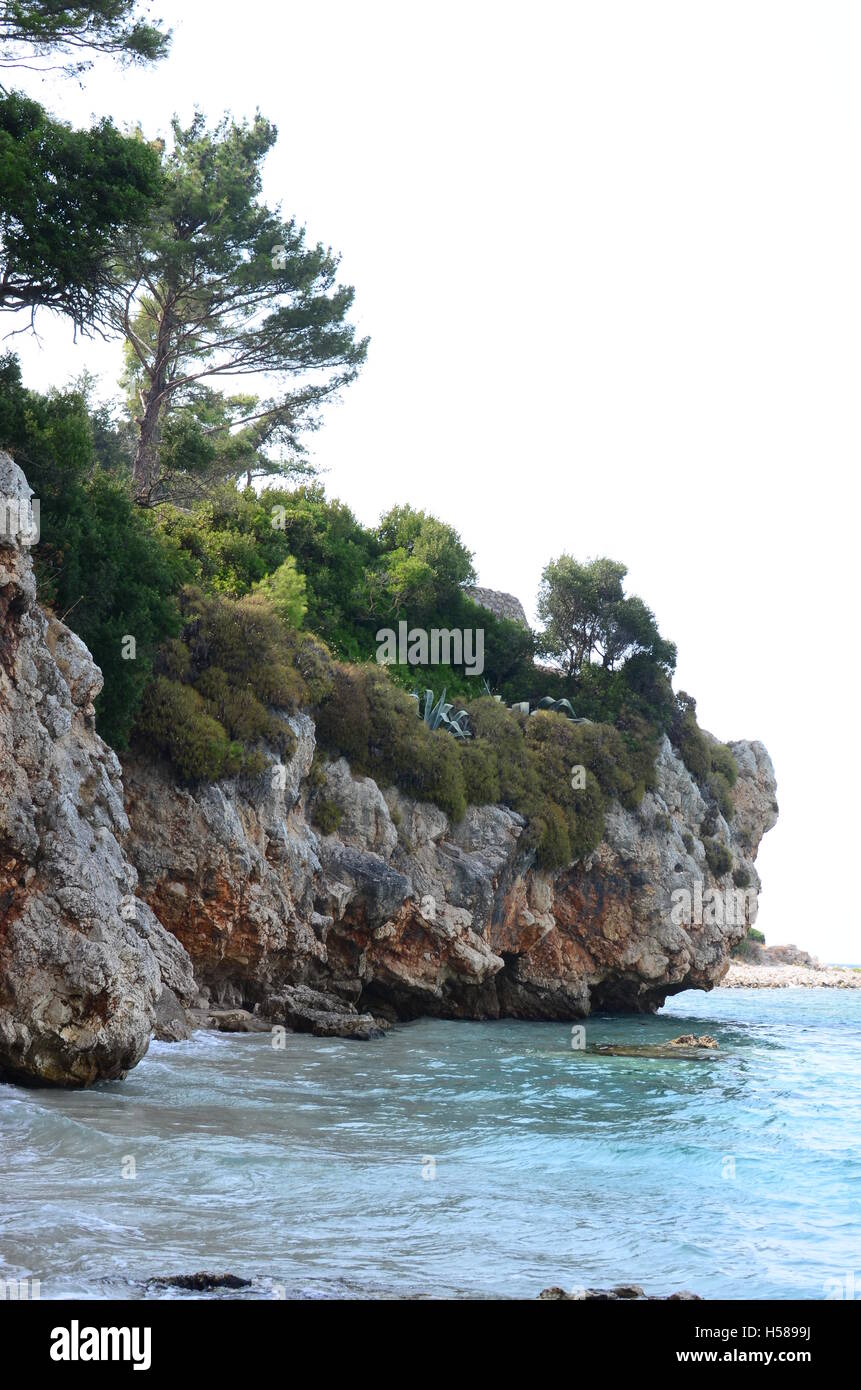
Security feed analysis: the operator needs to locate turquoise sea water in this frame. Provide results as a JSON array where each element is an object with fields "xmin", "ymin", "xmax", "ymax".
[{"xmin": 1, "ymin": 987, "xmax": 859, "ymax": 1299}]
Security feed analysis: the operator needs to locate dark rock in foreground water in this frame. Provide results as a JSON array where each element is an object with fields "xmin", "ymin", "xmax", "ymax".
[
  {"xmin": 539, "ymin": 1284, "xmax": 702, "ymax": 1301},
  {"xmin": 148, "ymin": 1272, "xmax": 252, "ymax": 1292}
]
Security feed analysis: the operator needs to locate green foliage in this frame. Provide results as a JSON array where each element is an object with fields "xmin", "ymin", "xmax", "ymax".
[
  {"xmin": 112, "ymin": 111, "xmax": 367, "ymax": 501},
  {"xmin": 732, "ymin": 925, "xmax": 765, "ymax": 960},
  {"xmin": 707, "ymin": 770, "xmax": 735, "ymax": 822},
  {"xmin": 465, "ymin": 698, "xmax": 537, "ymax": 809},
  {"xmin": 459, "ymin": 739, "xmax": 501, "ymax": 806},
  {"xmin": 537, "ymin": 554, "xmax": 676, "ymax": 680},
  {"xmin": 682, "ymin": 831, "xmax": 695, "ymax": 853},
  {"xmin": 0, "ymin": 1, "xmax": 171, "ymax": 72},
  {"xmin": 316, "ymin": 665, "xmax": 467, "ymax": 820},
  {"xmin": 253, "ymin": 557, "xmax": 307, "ymax": 630},
  {"xmin": 0, "ymin": 356, "xmax": 187, "ymax": 747},
  {"xmin": 673, "ymin": 692, "xmax": 711, "ymax": 781},
  {"xmin": 133, "ymin": 587, "xmax": 332, "ymax": 781},
  {"xmin": 672, "ymin": 692, "xmax": 738, "ymax": 821},
  {"xmin": 312, "ymin": 798, "xmax": 343, "ymax": 834},
  {"xmin": 157, "ymin": 484, "xmax": 536, "ymax": 698},
  {"xmin": 317, "ymin": 675, "xmax": 656, "ymax": 868},
  {"xmin": 372, "ymin": 504, "xmax": 476, "ymax": 615},
  {"xmin": 732, "ymin": 866, "xmax": 752, "ymax": 889},
  {"xmin": 709, "ymin": 742, "xmax": 738, "ymax": 788},
  {"xmin": 498, "ymin": 641, "xmax": 676, "ymax": 760},
  {"xmin": 520, "ymin": 714, "xmax": 607, "ymax": 865},
  {"xmin": 703, "ymin": 838, "xmax": 733, "ymax": 878},
  {"xmin": 135, "ymin": 676, "xmax": 238, "ymax": 781},
  {"xmin": 700, "ymin": 807, "xmax": 719, "ymax": 838},
  {"xmin": 0, "ymin": 93, "xmax": 162, "ymax": 329}
]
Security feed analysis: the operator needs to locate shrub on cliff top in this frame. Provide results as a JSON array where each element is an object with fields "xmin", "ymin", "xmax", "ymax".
[
  {"xmin": 671, "ymin": 692, "xmax": 738, "ymax": 820},
  {"xmin": 316, "ymin": 664, "xmax": 467, "ymax": 820},
  {"xmin": 135, "ymin": 677, "xmax": 240, "ymax": 781},
  {"xmin": 134, "ymin": 586, "xmax": 333, "ymax": 782},
  {"xmin": 316, "ymin": 677, "xmax": 658, "ymax": 866}
]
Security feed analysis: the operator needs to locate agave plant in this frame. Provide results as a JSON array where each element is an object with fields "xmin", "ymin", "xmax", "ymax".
[
  {"xmin": 512, "ymin": 695, "xmax": 593, "ymax": 722},
  {"xmin": 533, "ymin": 696, "xmax": 580, "ymax": 718},
  {"xmin": 412, "ymin": 688, "xmax": 473, "ymax": 739}
]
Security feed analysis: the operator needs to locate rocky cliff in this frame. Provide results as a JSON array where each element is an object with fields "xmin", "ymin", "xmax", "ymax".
[
  {"xmin": 1, "ymin": 452, "xmax": 778, "ymax": 1081},
  {"xmin": 0, "ymin": 453, "xmax": 196, "ymax": 1085},
  {"xmin": 122, "ymin": 720, "xmax": 777, "ymax": 1035}
]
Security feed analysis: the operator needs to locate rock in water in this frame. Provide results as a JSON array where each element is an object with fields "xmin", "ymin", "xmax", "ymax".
[
  {"xmin": 538, "ymin": 1284, "xmax": 703, "ymax": 1300},
  {"xmin": 0, "ymin": 453, "xmax": 196, "ymax": 1086},
  {"xmin": 147, "ymin": 1272, "xmax": 252, "ymax": 1291}
]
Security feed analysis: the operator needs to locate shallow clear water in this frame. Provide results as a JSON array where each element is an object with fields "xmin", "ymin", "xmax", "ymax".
[{"xmin": 1, "ymin": 988, "xmax": 859, "ymax": 1299}]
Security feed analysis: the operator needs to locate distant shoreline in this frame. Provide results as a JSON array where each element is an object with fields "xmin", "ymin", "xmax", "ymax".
[{"xmin": 722, "ymin": 961, "xmax": 861, "ymax": 989}]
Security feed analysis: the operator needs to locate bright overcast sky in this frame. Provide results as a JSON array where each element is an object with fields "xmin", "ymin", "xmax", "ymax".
[{"xmin": 8, "ymin": 1, "xmax": 860, "ymax": 960}]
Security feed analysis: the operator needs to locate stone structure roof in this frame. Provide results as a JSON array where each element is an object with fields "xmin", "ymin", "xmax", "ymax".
[{"xmin": 465, "ymin": 585, "xmax": 529, "ymax": 627}]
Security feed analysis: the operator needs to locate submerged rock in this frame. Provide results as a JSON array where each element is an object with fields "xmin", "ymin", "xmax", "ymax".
[
  {"xmin": 539, "ymin": 1284, "xmax": 703, "ymax": 1301},
  {"xmin": 0, "ymin": 453, "xmax": 196, "ymax": 1086},
  {"xmin": 148, "ymin": 1272, "xmax": 251, "ymax": 1292},
  {"xmin": 592, "ymin": 1039, "xmax": 720, "ymax": 1059}
]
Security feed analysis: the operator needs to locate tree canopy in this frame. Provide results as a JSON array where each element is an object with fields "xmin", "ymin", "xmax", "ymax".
[
  {"xmin": 370, "ymin": 504, "xmax": 477, "ymax": 619},
  {"xmin": 537, "ymin": 554, "xmax": 676, "ymax": 679},
  {"xmin": 0, "ymin": 92, "xmax": 162, "ymax": 328},
  {"xmin": 0, "ymin": 1, "xmax": 169, "ymax": 73},
  {"xmin": 0, "ymin": 354, "xmax": 187, "ymax": 746},
  {"xmin": 111, "ymin": 111, "xmax": 369, "ymax": 503}
]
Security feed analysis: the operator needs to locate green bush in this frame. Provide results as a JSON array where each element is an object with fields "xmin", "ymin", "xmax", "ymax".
[
  {"xmin": 316, "ymin": 664, "xmax": 468, "ymax": 820},
  {"xmin": 459, "ymin": 739, "xmax": 501, "ymax": 806},
  {"xmin": 671, "ymin": 692, "xmax": 738, "ymax": 821},
  {"xmin": 703, "ymin": 838, "xmax": 732, "ymax": 877},
  {"xmin": 673, "ymin": 697, "xmax": 711, "ymax": 782},
  {"xmin": 732, "ymin": 865, "xmax": 751, "ymax": 889},
  {"xmin": 700, "ymin": 808, "xmax": 719, "ymax": 838},
  {"xmin": 732, "ymin": 926, "xmax": 765, "ymax": 960},
  {"xmin": 132, "ymin": 586, "xmax": 334, "ymax": 780},
  {"xmin": 313, "ymin": 797, "xmax": 343, "ymax": 834},
  {"xmin": 464, "ymin": 698, "xmax": 536, "ymax": 804},
  {"xmin": 710, "ymin": 742, "xmax": 738, "ymax": 788},
  {"xmin": 707, "ymin": 770, "xmax": 735, "ymax": 822},
  {"xmin": 531, "ymin": 801, "xmax": 571, "ymax": 869},
  {"xmin": 135, "ymin": 677, "xmax": 238, "ymax": 781},
  {"xmin": 252, "ymin": 556, "xmax": 307, "ymax": 629},
  {"xmin": 317, "ymin": 676, "xmax": 658, "ymax": 867}
]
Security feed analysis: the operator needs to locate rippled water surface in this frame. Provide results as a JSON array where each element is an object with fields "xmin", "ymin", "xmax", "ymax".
[{"xmin": 2, "ymin": 988, "xmax": 859, "ymax": 1299}]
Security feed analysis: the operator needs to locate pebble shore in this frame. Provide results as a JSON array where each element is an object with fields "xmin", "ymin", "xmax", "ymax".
[{"xmin": 723, "ymin": 962, "xmax": 861, "ymax": 989}]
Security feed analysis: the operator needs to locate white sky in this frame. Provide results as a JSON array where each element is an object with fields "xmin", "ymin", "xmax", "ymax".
[{"xmin": 7, "ymin": 1, "xmax": 860, "ymax": 960}]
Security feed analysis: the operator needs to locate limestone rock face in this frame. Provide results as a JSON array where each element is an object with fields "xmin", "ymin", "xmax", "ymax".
[
  {"xmin": 0, "ymin": 453, "xmax": 196, "ymax": 1086},
  {"xmin": 124, "ymin": 715, "xmax": 778, "ymax": 1025}
]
